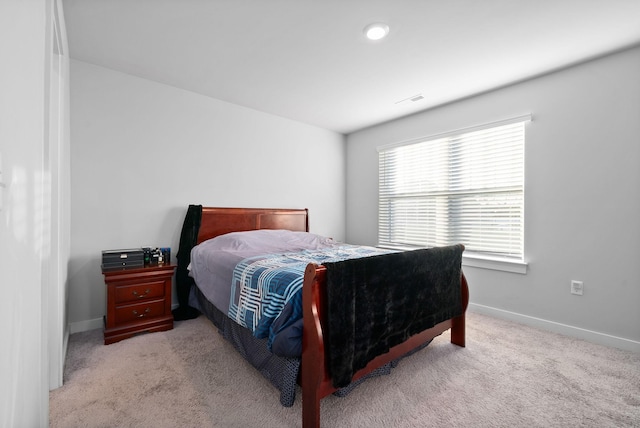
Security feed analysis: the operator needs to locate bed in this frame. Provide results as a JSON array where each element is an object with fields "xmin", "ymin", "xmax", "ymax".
[{"xmin": 174, "ymin": 206, "xmax": 469, "ymax": 428}]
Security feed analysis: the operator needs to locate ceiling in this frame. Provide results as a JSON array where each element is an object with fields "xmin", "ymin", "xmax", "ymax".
[{"xmin": 62, "ymin": 0, "xmax": 640, "ymax": 135}]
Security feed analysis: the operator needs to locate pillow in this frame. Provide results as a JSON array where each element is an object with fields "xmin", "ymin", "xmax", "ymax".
[{"xmin": 201, "ymin": 229, "xmax": 335, "ymax": 254}]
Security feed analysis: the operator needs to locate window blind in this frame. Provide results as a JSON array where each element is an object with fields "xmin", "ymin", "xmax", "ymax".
[{"xmin": 378, "ymin": 117, "xmax": 528, "ymax": 261}]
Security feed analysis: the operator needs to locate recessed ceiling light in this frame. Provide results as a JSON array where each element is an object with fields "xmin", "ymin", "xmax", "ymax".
[{"xmin": 363, "ymin": 23, "xmax": 389, "ymax": 41}]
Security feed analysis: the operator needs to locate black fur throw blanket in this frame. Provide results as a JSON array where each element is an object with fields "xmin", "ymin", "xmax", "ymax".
[
  {"xmin": 324, "ymin": 244, "xmax": 464, "ymax": 388},
  {"xmin": 172, "ymin": 204, "xmax": 202, "ymax": 321}
]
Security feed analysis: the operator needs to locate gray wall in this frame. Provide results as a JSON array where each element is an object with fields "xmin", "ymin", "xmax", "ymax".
[
  {"xmin": 346, "ymin": 46, "xmax": 640, "ymax": 350},
  {"xmin": 69, "ymin": 60, "xmax": 346, "ymax": 330}
]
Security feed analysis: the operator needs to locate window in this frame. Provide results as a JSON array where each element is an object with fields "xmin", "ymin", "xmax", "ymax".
[{"xmin": 378, "ymin": 116, "xmax": 529, "ymax": 266}]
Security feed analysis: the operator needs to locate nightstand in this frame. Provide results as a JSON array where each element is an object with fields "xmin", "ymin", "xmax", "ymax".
[{"xmin": 102, "ymin": 264, "xmax": 175, "ymax": 345}]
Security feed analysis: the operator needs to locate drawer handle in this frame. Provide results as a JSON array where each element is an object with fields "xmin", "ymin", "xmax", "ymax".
[
  {"xmin": 132, "ymin": 289, "xmax": 151, "ymax": 298},
  {"xmin": 132, "ymin": 308, "xmax": 151, "ymax": 318}
]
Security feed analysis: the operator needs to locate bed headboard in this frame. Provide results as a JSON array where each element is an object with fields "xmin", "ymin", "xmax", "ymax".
[{"xmin": 196, "ymin": 207, "xmax": 309, "ymax": 244}]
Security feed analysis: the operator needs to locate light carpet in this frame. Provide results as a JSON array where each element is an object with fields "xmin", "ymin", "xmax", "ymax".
[{"xmin": 50, "ymin": 312, "xmax": 640, "ymax": 427}]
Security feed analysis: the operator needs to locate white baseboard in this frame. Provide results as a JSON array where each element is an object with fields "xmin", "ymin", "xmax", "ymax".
[
  {"xmin": 469, "ymin": 303, "xmax": 640, "ymax": 353},
  {"xmin": 68, "ymin": 303, "xmax": 638, "ymax": 352},
  {"xmin": 69, "ymin": 317, "xmax": 103, "ymax": 334},
  {"xmin": 63, "ymin": 328, "xmax": 69, "ymax": 364}
]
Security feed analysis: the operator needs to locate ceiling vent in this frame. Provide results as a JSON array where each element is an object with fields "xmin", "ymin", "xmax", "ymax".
[{"xmin": 395, "ymin": 93, "xmax": 425, "ymax": 105}]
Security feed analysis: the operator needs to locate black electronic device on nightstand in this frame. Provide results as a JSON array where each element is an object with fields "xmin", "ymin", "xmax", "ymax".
[{"xmin": 101, "ymin": 248, "xmax": 144, "ymax": 271}]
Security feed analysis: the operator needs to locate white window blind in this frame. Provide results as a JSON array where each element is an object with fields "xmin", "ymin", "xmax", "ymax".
[{"xmin": 378, "ymin": 117, "xmax": 528, "ymax": 261}]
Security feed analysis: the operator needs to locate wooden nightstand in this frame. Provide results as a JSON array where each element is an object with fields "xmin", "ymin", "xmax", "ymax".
[{"xmin": 103, "ymin": 264, "xmax": 175, "ymax": 345}]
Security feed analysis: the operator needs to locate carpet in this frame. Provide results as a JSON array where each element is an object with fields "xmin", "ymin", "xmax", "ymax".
[{"xmin": 49, "ymin": 312, "xmax": 640, "ymax": 427}]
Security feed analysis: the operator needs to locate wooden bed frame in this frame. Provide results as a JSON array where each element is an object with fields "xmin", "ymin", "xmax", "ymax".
[{"xmin": 193, "ymin": 207, "xmax": 469, "ymax": 428}]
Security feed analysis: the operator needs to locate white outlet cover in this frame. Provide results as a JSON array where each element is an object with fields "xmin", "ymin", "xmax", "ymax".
[{"xmin": 571, "ymin": 280, "xmax": 584, "ymax": 295}]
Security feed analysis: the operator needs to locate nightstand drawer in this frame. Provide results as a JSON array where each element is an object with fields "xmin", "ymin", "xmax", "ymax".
[
  {"xmin": 115, "ymin": 299, "xmax": 166, "ymax": 325},
  {"xmin": 115, "ymin": 280, "xmax": 165, "ymax": 304}
]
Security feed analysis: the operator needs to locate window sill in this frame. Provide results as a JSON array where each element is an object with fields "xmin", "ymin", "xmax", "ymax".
[
  {"xmin": 378, "ymin": 244, "xmax": 528, "ymax": 274},
  {"xmin": 462, "ymin": 254, "xmax": 527, "ymax": 274}
]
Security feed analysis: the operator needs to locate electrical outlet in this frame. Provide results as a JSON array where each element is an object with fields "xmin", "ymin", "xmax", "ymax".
[{"xmin": 571, "ymin": 280, "xmax": 584, "ymax": 296}]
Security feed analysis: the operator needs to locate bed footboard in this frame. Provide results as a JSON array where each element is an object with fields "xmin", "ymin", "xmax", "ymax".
[
  {"xmin": 301, "ymin": 260, "xmax": 469, "ymax": 428},
  {"xmin": 301, "ymin": 265, "xmax": 329, "ymax": 428}
]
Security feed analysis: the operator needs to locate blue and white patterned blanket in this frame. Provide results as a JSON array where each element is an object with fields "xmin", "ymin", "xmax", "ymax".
[{"xmin": 228, "ymin": 245, "xmax": 393, "ymax": 349}]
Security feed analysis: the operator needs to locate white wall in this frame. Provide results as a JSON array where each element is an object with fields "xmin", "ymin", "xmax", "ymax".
[
  {"xmin": 68, "ymin": 60, "xmax": 346, "ymax": 329},
  {"xmin": 346, "ymin": 46, "xmax": 640, "ymax": 351},
  {"xmin": 0, "ymin": 0, "xmax": 69, "ymax": 425}
]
